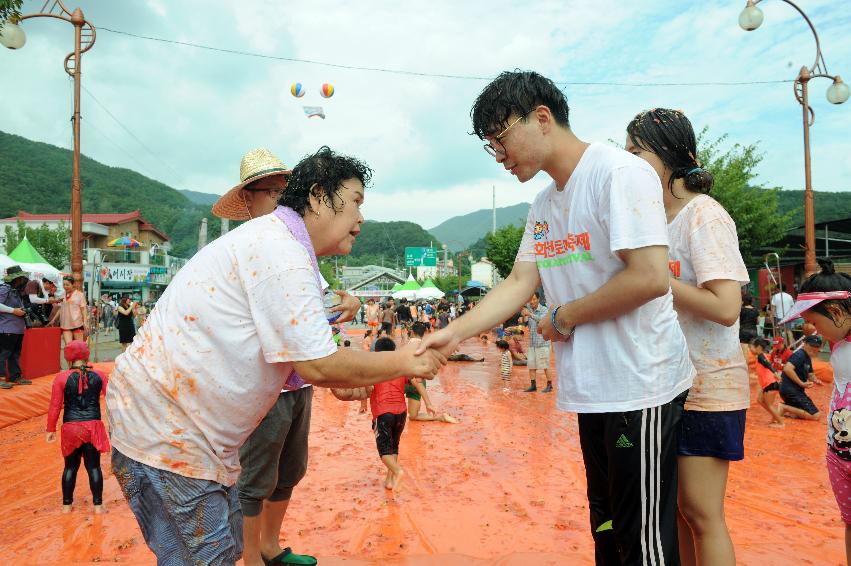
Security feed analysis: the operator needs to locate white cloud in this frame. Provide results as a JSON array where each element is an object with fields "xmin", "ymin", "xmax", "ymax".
[{"xmin": 1, "ymin": 0, "xmax": 849, "ymax": 230}]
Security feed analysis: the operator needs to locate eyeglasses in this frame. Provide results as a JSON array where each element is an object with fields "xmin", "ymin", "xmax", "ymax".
[
  {"xmin": 483, "ymin": 110, "xmax": 531, "ymax": 157},
  {"xmin": 246, "ymin": 186, "xmax": 286, "ymax": 197}
]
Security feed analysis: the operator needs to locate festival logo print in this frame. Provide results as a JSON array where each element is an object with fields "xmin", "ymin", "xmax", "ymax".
[
  {"xmin": 668, "ymin": 260, "xmax": 681, "ymax": 279},
  {"xmin": 532, "ymin": 219, "xmax": 593, "ymax": 268}
]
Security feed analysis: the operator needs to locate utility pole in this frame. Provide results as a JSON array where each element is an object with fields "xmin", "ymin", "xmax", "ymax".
[{"xmin": 492, "ymin": 185, "xmax": 496, "ymax": 235}]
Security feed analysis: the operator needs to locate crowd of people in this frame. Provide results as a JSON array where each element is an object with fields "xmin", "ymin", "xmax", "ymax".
[{"xmin": 2, "ymin": 69, "xmax": 849, "ymax": 566}]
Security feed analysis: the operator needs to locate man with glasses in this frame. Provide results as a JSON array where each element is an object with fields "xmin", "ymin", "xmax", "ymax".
[{"xmin": 419, "ymin": 70, "xmax": 694, "ymax": 565}]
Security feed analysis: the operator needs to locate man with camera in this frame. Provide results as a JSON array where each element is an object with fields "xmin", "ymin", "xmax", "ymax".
[{"xmin": 0, "ymin": 265, "xmax": 33, "ymax": 389}]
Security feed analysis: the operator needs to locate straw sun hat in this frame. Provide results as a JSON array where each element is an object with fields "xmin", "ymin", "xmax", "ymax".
[{"xmin": 211, "ymin": 148, "xmax": 291, "ymax": 221}]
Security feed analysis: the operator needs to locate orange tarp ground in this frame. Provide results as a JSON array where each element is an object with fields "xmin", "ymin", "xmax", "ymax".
[{"xmin": 0, "ymin": 336, "xmax": 843, "ymax": 565}]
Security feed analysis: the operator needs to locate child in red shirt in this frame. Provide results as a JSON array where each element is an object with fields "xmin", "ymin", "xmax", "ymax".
[
  {"xmin": 769, "ymin": 336, "xmax": 794, "ymax": 372},
  {"xmin": 369, "ymin": 337, "xmax": 408, "ymax": 491},
  {"xmin": 46, "ymin": 340, "xmax": 109, "ymax": 513},
  {"xmin": 750, "ymin": 338, "xmax": 785, "ymax": 428}
]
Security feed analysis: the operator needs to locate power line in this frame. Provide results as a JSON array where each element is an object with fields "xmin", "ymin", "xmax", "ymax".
[
  {"xmin": 99, "ymin": 26, "xmax": 793, "ymax": 88},
  {"xmin": 80, "ymin": 83, "xmax": 182, "ymax": 182}
]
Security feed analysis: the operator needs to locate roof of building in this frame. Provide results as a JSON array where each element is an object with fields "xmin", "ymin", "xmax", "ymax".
[{"xmin": 0, "ymin": 210, "xmax": 170, "ymax": 241}]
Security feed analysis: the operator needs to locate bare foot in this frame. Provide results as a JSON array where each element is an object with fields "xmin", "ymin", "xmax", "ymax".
[
  {"xmin": 391, "ymin": 468, "xmax": 404, "ymax": 491},
  {"xmin": 768, "ymin": 421, "xmax": 785, "ymax": 429},
  {"xmin": 62, "ymin": 504, "xmax": 72, "ymax": 514},
  {"xmin": 385, "ymin": 470, "xmax": 393, "ymax": 490},
  {"xmin": 442, "ymin": 413, "xmax": 460, "ymax": 424},
  {"xmin": 93, "ymin": 504, "xmax": 105, "ymax": 514}
]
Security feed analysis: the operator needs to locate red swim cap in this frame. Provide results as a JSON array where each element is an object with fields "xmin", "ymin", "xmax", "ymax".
[{"xmin": 64, "ymin": 340, "xmax": 90, "ymax": 362}]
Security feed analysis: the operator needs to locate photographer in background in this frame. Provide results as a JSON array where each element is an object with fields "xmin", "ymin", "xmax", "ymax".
[{"xmin": 0, "ymin": 265, "xmax": 33, "ymax": 389}]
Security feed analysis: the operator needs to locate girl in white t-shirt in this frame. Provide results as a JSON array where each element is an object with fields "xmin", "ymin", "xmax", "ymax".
[
  {"xmin": 780, "ymin": 258, "xmax": 851, "ymax": 564},
  {"xmin": 626, "ymin": 108, "xmax": 750, "ymax": 566}
]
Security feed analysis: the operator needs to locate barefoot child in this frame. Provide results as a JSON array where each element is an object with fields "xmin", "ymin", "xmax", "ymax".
[
  {"xmin": 750, "ymin": 337, "xmax": 784, "ymax": 427},
  {"xmin": 369, "ymin": 337, "xmax": 407, "ymax": 490},
  {"xmin": 406, "ymin": 321, "xmax": 459, "ymax": 423},
  {"xmin": 778, "ymin": 258, "xmax": 851, "ymax": 564},
  {"xmin": 45, "ymin": 340, "xmax": 109, "ymax": 514},
  {"xmin": 497, "ymin": 339, "xmax": 512, "ymax": 392}
]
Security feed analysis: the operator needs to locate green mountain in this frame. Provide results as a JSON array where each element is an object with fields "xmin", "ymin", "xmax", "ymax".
[
  {"xmin": 429, "ymin": 189, "xmax": 851, "ymax": 255},
  {"xmin": 429, "ymin": 202, "xmax": 530, "ymax": 251},
  {"xmin": 0, "ymin": 130, "xmax": 220, "ymax": 257},
  {"xmin": 0, "ymin": 131, "xmax": 440, "ymax": 265},
  {"xmin": 180, "ymin": 189, "xmax": 221, "ymax": 207}
]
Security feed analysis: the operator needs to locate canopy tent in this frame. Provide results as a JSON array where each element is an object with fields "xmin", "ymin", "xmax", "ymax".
[
  {"xmin": 0, "ymin": 254, "xmax": 14, "ymax": 271},
  {"xmin": 392, "ymin": 275, "xmax": 421, "ymax": 301},
  {"xmin": 7, "ymin": 238, "xmax": 61, "ymax": 281},
  {"xmin": 417, "ymin": 278, "xmax": 445, "ymax": 300},
  {"xmin": 390, "ymin": 282, "xmax": 403, "ymax": 292}
]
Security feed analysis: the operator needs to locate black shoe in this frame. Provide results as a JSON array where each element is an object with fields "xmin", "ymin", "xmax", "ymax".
[
  {"xmin": 9, "ymin": 378, "xmax": 32, "ymax": 385},
  {"xmin": 541, "ymin": 384, "xmax": 553, "ymax": 393},
  {"xmin": 523, "ymin": 384, "xmax": 537, "ymax": 392}
]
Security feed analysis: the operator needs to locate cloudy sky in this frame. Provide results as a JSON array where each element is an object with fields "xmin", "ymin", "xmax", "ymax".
[{"xmin": 2, "ymin": 0, "xmax": 849, "ymax": 229}]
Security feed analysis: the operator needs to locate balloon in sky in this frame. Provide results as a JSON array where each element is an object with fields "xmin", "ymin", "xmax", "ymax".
[
  {"xmin": 290, "ymin": 83, "xmax": 305, "ymax": 98},
  {"xmin": 320, "ymin": 83, "xmax": 334, "ymax": 98}
]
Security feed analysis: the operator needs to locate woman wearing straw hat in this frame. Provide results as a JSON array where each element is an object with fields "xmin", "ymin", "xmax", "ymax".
[{"xmin": 107, "ymin": 146, "xmax": 445, "ymax": 566}]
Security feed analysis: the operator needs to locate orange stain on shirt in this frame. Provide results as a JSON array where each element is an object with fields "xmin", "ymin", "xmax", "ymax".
[{"xmin": 184, "ymin": 315, "xmax": 198, "ymax": 322}]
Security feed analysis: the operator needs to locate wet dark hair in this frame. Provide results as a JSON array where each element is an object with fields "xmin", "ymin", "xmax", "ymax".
[
  {"xmin": 626, "ymin": 108, "xmax": 713, "ymax": 198},
  {"xmin": 798, "ymin": 258, "xmax": 851, "ymax": 323},
  {"xmin": 411, "ymin": 321, "xmax": 428, "ymax": 338},
  {"xmin": 743, "ymin": 294, "xmax": 754, "ymax": 307},
  {"xmin": 364, "ymin": 329, "xmax": 372, "ymax": 338},
  {"xmin": 496, "ymin": 339, "xmax": 510, "ymax": 350},
  {"xmin": 343, "ymin": 339, "xmax": 351, "ymax": 347},
  {"xmin": 62, "ymin": 275, "xmax": 74, "ymax": 284},
  {"xmin": 471, "ymin": 70, "xmax": 570, "ymax": 141},
  {"xmin": 752, "ymin": 337, "xmax": 770, "ymax": 350},
  {"xmin": 279, "ymin": 146, "xmax": 373, "ymax": 217},
  {"xmin": 374, "ymin": 336, "xmax": 396, "ymax": 352}
]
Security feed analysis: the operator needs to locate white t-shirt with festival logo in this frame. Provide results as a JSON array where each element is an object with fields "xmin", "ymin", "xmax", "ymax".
[
  {"xmin": 516, "ymin": 143, "xmax": 694, "ymax": 413},
  {"xmin": 667, "ymin": 194, "xmax": 750, "ymax": 412},
  {"xmin": 106, "ymin": 213, "xmax": 337, "ymax": 486}
]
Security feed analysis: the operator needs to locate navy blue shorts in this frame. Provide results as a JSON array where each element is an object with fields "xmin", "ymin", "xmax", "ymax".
[{"xmin": 677, "ymin": 409, "xmax": 746, "ymax": 461}]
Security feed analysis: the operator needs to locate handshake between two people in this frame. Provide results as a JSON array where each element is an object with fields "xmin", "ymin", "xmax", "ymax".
[{"xmin": 328, "ymin": 334, "xmax": 454, "ymax": 402}]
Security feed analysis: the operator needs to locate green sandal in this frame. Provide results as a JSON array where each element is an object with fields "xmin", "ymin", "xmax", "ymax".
[{"xmin": 263, "ymin": 547, "xmax": 317, "ymax": 565}]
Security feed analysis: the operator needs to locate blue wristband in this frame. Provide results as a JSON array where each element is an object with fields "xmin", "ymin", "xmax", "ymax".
[{"xmin": 551, "ymin": 305, "xmax": 574, "ymax": 337}]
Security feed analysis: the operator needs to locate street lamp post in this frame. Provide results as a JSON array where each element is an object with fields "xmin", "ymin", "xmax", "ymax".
[
  {"xmin": 1, "ymin": 1, "xmax": 97, "ymax": 289},
  {"xmin": 739, "ymin": 0, "xmax": 849, "ymax": 275}
]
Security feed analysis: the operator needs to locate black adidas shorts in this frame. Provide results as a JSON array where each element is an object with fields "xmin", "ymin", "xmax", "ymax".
[{"xmin": 578, "ymin": 390, "xmax": 688, "ymax": 566}]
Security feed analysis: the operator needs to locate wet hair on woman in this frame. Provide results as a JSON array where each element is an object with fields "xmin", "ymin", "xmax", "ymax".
[
  {"xmin": 627, "ymin": 108, "xmax": 713, "ymax": 198},
  {"xmin": 471, "ymin": 70, "xmax": 570, "ymax": 142},
  {"xmin": 279, "ymin": 146, "xmax": 373, "ymax": 217},
  {"xmin": 798, "ymin": 258, "xmax": 851, "ymax": 323}
]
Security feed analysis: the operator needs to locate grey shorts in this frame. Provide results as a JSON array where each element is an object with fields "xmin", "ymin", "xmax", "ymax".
[
  {"xmin": 237, "ymin": 386, "xmax": 313, "ymax": 517},
  {"xmin": 112, "ymin": 448, "xmax": 244, "ymax": 565},
  {"xmin": 527, "ymin": 346, "xmax": 551, "ymax": 370}
]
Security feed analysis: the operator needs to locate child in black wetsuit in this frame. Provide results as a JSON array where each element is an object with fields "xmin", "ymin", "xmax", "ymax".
[{"xmin": 46, "ymin": 340, "xmax": 109, "ymax": 513}]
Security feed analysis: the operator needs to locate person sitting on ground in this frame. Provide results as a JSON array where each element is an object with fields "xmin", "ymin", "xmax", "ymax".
[
  {"xmin": 368, "ymin": 337, "xmax": 409, "ymax": 491},
  {"xmin": 779, "ymin": 334, "xmax": 824, "ymax": 421},
  {"xmin": 405, "ymin": 322, "xmax": 459, "ymax": 423},
  {"xmin": 46, "ymin": 340, "xmax": 109, "ymax": 514},
  {"xmin": 750, "ymin": 338, "xmax": 784, "ymax": 428}
]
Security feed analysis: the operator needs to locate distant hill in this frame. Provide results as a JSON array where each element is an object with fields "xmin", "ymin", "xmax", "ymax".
[
  {"xmin": 430, "ymin": 189, "xmax": 851, "ymax": 255},
  {"xmin": 0, "ymin": 130, "xmax": 220, "ymax": 257},
  {"xmin": 429, "ymin": 202, "xmax": 530, "ymax": 251},
  {"xmin": 180, "ymin": 189, "xmax": 220, "ymax": 207}
]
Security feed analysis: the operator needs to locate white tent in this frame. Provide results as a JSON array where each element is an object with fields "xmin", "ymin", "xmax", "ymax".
[
  {"xmin": 0, "ymin": 254, "xmax": 14, "ymax": 271},
  {"xmin": 416, "ymin": 278, "xmax": 445, "ymax": 300},
  {"xmin": 18, "ymin": 261, "xmax": 61, "ymax": 281},
  {"xmin": 391, "ymin": 275, "xmax": 421, "ymax": 301}
]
